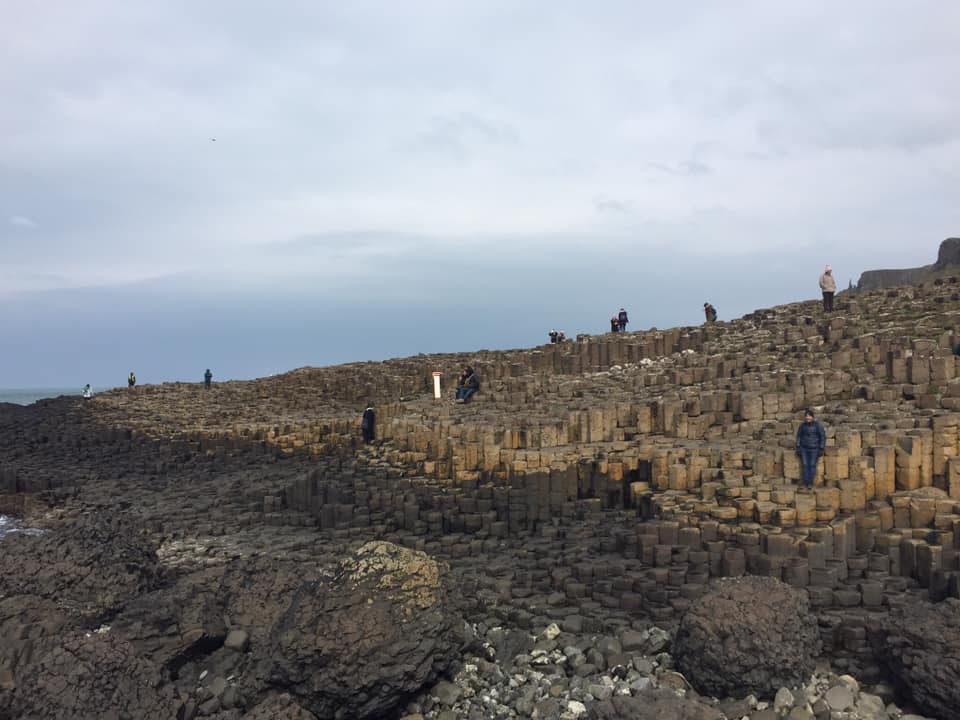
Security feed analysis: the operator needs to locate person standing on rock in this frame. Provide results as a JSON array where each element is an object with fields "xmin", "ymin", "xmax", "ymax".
[
  {"xmin": 361, "ymin": 405, "xmax": 376, "ymax": 443},
  {"xmin": 128, "ymin": 372, "xmax": 136, "ymax": 388},
  {"xmin": 204, "ymin": 368, "xmax": 213, "ymax": 388},
  {"xmin": 703, "ymin": 302, "xmax": 718, "ymax": 322},
  {"xmin": 819, "ymin": 265, "xmax": 837, "ymax": 312},
  {"xmin": 795, "ymin": 409, "xmax": 826, "ymax": 489},
  {"xmin": 618, "ymin": 308, "xmax": 629, "ymax": 332},
  {"xmin": 610, "ymin": 316, "xmax": 619, "ymax": 333}
]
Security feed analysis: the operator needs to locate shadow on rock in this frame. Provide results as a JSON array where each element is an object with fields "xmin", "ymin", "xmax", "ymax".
[{"xmin": 870, "ymin": 596, "xmax": 960, "ymax": 720}]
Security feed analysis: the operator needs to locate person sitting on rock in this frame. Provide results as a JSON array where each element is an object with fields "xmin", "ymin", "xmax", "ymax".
[
  {"xmin": 617, "ymin": 308, "xmax": 628, "ymax": 332},
  {"xmin": 81, "ymin": 384, "xmax": 93, "ymax": 399},
  {"xmin": 557, "ymin": 330, "xmax": 566, "ymax": 342},
  {"xmin": 204, "ymin": 368, "xmax": 213, "ymax": 388},
  {"xmin": 610, "ymin": 316, "xmax": 619, "ymax": 333},
  {"xmin": 795, "ymin": 409, "xmax": 826, "ymax": 489},
  {"xmin": 819, "ymin": 265, "xmax": 836, "ymax": 312},
  {"xmin": 455, "ymin": 367, "xmax": 480, "ymax": 403},
  {"xmin": 128, "ymin": 372, "xmax": 136, "ymax": 388},
  {"xmin": 361, "ymin": 405, "xmax": 376, "ymax": 443},
  {"xmin": 704, "ymin": 302, "xmax": 718, "ymax": 322}
]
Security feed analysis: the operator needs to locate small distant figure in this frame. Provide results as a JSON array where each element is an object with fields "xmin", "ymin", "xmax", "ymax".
[
  {"xmin": 557, "ymin": 330, "xmax": 566, "ymax": 342},
  {"xmin": 455, "ymin": 366, "xmax": 480, "ymax": 403},
  {"xmin": 549, "ymin": 329, "xmax": 559, "ymax": 344},
  {"xmin": 819, "ymin": 265, "xmax": 836, "ymax": 312},
  {"xmin": 617, "ymin": 308, "xmax": 628, "ymax": 332},
  {"xmin": 704, "ymin": 302, "xmax": 718, "ymax": 323},
  {"xmin": 361, "ymin": 405, "xmax": 376, "ymax": 443},
  {"xmin": 128, "ymin": 371, "xmax": 136, "ymax": 388},
  {"xmin": 204, "ymin": 368, "xmax": 213, "ymax": 388},
  {"xmin": 81, "ymin": 384, "xmax": 93, "ymax": 399},
  {"xmin": 795, "ymin": 409, "xmax": 826, "ymax": 490},
  {"xmin": 610, "ymin": 316, "xmax": 619, "ymax": 333}
]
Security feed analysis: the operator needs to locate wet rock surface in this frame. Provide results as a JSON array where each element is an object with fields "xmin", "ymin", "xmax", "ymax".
[{"xmin": 673, "ymin": 576, "xmax": 821, "ymax": 698}]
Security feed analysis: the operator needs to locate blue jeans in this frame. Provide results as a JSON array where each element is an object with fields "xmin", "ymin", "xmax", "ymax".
[
  {"xmin": 799, "ymin": 448, "xmax": 820, "ymax": 487},
  {"xmin": 456, "ymin": 386, "xmax": 477, "ymax": 401}
]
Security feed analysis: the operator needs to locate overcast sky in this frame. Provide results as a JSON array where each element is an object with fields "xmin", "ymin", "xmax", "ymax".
[{"xmin": 2, "ymin": 1, "xmax": 959, "ymax": 387}]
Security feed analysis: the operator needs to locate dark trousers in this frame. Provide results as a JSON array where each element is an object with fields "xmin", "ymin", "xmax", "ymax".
[
  {"xmin": 822, "ymin": 291, "xmax": 834, "ymax": 311},
  {"xmin": 618, "ymin": 321, "xmax": 627, "ymax": 331},
  {"xmin": 456, "ymin": 386, "xmax": 477, "ymax": 401},
  {"xmin": 362, "ymin": 427, "xmax": 374, "ymax": 443},
  {"xmin": 799, "ymin": 448, "xmax": 820, "ymax": 487}
]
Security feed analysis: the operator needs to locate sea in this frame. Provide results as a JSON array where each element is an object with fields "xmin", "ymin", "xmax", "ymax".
[
  {"xmin": 0, "ymin": 514, "xmax": 43, "ymax": 539},
  {"xmin": 0, "ymin": 387, "xmax": 93, "ymax": 405}
]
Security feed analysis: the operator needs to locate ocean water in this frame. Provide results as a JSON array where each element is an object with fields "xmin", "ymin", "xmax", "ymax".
[
  {"xmin": 0, "ymin": 388, "xmax": 88, "ymax": 405},
  {"xmin": 0, "ymin": 514, "xmax": 43, "ymax": 538}
]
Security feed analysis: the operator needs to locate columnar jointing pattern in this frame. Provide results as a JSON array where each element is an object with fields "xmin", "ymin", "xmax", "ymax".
[{"xmin": 5, "ymin": 282, "xmax": 960, "ymax": 678}]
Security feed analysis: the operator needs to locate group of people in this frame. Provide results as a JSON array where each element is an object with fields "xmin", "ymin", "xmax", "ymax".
[
  {"xmin": 548, "ymin": 329, "xmax": 567, "ymax": 343},
  {"xmin": 604, "ymin": 304, "xmax": 720, "ymax": 334},
  {"xmin": 83, "ymin": 368, "xmax": 214, "ymax": 399},
  {"xmin": 609, "ymin": 308, "xmax": 629, "ymax": 333}
]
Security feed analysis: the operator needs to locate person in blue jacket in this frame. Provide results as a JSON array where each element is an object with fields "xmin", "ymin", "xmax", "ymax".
[{"xmin": 795, "ymin": 409, "xmax": 826, "ymax": 489}]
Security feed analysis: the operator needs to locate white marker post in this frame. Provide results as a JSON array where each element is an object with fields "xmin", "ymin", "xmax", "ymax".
[{"xmin": 432, "ymin": 372, "xmax": 442, "ymax": 400}]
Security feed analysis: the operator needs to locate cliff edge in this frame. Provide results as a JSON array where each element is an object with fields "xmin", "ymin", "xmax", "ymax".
[{"xmin": 857, "ymin": 237, "xmax": 960, "ymax": 291}]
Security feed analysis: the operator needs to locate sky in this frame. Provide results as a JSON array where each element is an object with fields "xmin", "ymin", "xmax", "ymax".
[{"xmin": 2, "ymin": 1, "xmax": 959, "ymax": 387}]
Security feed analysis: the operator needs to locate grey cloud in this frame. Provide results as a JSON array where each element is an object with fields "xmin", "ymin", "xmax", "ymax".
[
  {"xmin": 594, "ymin": 196, "xmax": 631, "ymax": 214},
  {"xmin": 407, "ymin": 112, "xmax": 519, "ymax": 160}
]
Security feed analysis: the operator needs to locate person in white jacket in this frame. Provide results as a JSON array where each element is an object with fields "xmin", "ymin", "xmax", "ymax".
[{"xmin": 819, "ymin": 265, "xmax": 837, "ymax": 312}]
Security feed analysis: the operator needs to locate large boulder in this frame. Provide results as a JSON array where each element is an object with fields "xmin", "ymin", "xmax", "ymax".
[
  {"xmin": 673, "ymin": 576, "xmax": 821, "ymax": 698},
  {"xmin": 265, "ymin": 541, "xmax": 464, "ymax": 719},
  {"xmin": 870, "ymin": 597, "xmax": 960, "ymax": 719}
]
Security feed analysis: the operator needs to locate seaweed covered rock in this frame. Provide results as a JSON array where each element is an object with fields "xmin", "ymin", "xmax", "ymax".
[
  {"xmin": 870, "ymin": 597, "xmax": 960, "ymax": 720},
  {"xmin": 673, "ymin": 576, "xmax": 821, "ymax": 698}
]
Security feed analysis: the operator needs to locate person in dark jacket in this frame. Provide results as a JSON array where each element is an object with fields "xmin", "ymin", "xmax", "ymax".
[
  {"xmin": 618, "ymin": 308, "xmax": 628, "ymax": 332},
  {"xmin": 610, "ymin": 316, "xmax": 619, "ymax": 333},
  {"xmin": 455, "ymin": 367, "xmax": 480, "ymax": 402},
  {"xmin": 204, "ymin": 368, "xmax": 213, "ymax": 388},
  {"xmin": 361, "ymin": 405, "xmax": 375, "ymax": 443},
  {"xmin": 128, "ymin": 372, "xmax": 136, "ymax": 388},
  {"xmin": 795, "ymin": 409, "xmax": 826, "ymax": 489},
  {"xmin": 704, "ymin": 302, "xmax": 717, "ymax": 322}
]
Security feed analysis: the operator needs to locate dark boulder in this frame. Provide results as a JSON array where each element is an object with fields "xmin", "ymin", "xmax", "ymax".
[
  {"xmin": 589, "ymin": 688, "xmax": 724, "ymax": 720},
  {"xmin": 265, "ymin": 540, "xmax": 464, "ymax": 719},
  {"xmin": 870, "ymin": 597, "xmax": 960, "ymax": 720},
  {"xmin": 673, "ymin": 576, "xmax": 821, "ymax": 698}
]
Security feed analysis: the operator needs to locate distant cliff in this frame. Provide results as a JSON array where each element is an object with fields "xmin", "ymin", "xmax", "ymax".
[{"xmin": 857, "ymin": 237, "xmax": 960, "ymax": 291}]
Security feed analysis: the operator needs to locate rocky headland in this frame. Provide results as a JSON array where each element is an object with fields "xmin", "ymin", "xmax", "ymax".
[
  {"xmin": 3, "ymin": 277, "xmax": 960, "ymax": 719},
  {"xmin": 856, "ymin": 238, "xmax": 960, "ymax": 291}
]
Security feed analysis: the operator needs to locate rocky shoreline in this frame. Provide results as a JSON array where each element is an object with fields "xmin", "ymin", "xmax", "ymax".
[{"xmin": 4, "ymin": 282, "xmax": 960, "ymax": 718}]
